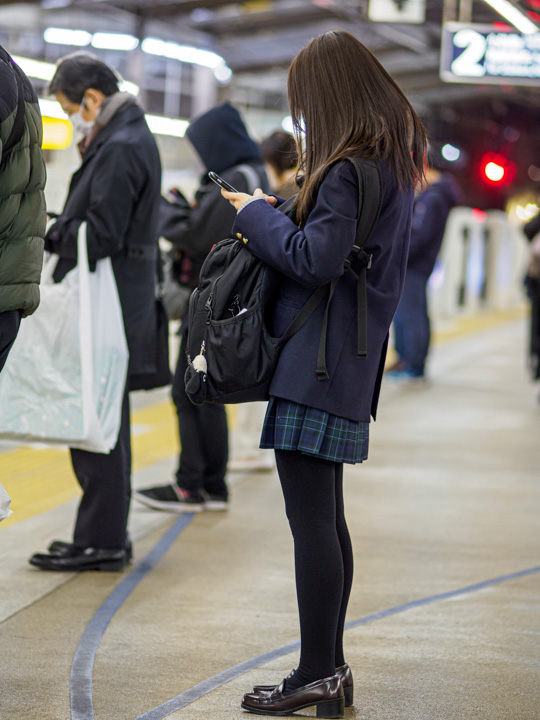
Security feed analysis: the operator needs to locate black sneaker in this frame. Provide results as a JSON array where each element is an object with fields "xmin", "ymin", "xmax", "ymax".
[
  {"xmin": 133, "ymin": 484, "xmax": 204, "ymax": 513},
  {"xmin": 202, "ymin": 491, "xmax": 229, "ymax": 511}
]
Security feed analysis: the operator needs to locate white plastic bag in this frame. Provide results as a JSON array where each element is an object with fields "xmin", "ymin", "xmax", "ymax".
[
  {"xmin": 0, "ymin": 223, "xmax": 129, "ymax": 453},
  {"xmin": 0, "ymin": 482, "xmax": 12, "ymax": 522}
]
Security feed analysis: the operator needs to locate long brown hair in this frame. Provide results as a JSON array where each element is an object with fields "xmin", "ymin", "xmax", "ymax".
[{"xmin": 288, "ymin": 31, "xmax": 427, "ymax": 224}]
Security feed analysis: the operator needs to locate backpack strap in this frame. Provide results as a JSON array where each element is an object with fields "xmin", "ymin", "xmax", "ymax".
[
  {"xmin": 2, "ymin": 62, "xmax": 26, "ymax": 160},
  {"xmin": 315, "ymin": 159, "xmax": 383, "ymax": 380},
  {"xmin": 233, "ymin": 164, "xmax": 261, "ymax": 194}
]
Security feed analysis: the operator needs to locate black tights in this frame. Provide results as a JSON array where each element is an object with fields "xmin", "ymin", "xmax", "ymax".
[{"xmin": 275, "ymin": 449, "xmax": 354, "ymax": 689}]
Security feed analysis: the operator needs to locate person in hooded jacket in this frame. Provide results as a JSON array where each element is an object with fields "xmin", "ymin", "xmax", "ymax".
[
  {"xmin": 0, "ymin": 46, "xmax": 46, "ymax": 373},
  {"xmin": 134, "ymin": 103, "xmax": 269, "ymax": 513},
  {"xmin": 389, "ymin": 164, "xmax": 461, "ymax": 380},
  {"xmin": 29, "ymin": 53, "xmax": 162, "ymax": 572}
]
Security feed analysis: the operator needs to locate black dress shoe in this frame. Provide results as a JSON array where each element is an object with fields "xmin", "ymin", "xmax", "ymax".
[
  {"xmin": 241, "ymin": 674, "xmax": 344, "ymax": 718},
  {"xmin": 29, "ymin": 547, "xmax": 129, "ymax": 572},
  {"xmin": 253, "ymin": 664, "xmax": 354, "ymax": 707},
  {"xmin": 48, "ymin": 539, "xmax": 133, "ymax": 562}
]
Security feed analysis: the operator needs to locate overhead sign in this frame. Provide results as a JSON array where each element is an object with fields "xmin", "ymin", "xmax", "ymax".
[
  {"xmin": 440, "ymin": 22, "xmax": 540, "ymax": 86},
  {"xmin": 368, "ymin": 0, "xmax": 426, "ymax": 24}
]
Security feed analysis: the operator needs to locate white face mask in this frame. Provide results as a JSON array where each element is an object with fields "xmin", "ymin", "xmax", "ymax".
[{"xmin": 69, "ymin": 99, "xmax": 95, "ymax": 135}]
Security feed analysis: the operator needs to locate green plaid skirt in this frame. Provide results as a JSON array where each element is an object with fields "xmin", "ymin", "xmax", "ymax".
[{"xmin": 260, "ymin": 396, "xmax": 369, "ymax": 465}]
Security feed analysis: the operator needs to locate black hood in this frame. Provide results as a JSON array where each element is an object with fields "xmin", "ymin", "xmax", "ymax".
[{"xmin": 186, "ymin": 102, "xmax": 262, "ymax": 175}]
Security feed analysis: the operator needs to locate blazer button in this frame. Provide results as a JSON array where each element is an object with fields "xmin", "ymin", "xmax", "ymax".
[{"xmin": 236, "ymin": 232, "xmax": 242, "ymax": 239}]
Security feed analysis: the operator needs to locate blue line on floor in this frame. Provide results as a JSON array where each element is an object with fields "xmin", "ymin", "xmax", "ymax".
[
  {"xmin": 70, "ymin": 514, "xmax": 194, "ymax": 720},
  {"xmin": 133, "ymin": 563, "xmax": 540, "ymax": 720}
]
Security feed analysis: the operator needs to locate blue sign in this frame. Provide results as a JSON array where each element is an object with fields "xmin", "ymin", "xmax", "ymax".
[{"xmin": 440, "ymin": 22, "xmax": 540, "ymax": 86}]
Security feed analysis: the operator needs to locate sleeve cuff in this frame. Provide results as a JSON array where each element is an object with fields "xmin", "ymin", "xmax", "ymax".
[{"xmin": 237, "ymin": 196, "xmax": 266, "ymax": 214}]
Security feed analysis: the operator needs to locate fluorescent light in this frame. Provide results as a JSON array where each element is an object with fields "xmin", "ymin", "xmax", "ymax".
[
  {"xmin": 141, "ymin": 37, "xmax": 225, "ymax": 69},
  {"xmin": 44, "ymin": 27, "xmax": 92, "ymax": 46},
  {"xmin": 281, "ymin": 115, "xmax": 294, "ymax": 133},
  {"xmin": 91, "ymin": 33, "xmax": 139, "ymax": 51},
  {"xmin": 482, "ymin": 0, "xmax": 539, "ymax": 35},
  {"xmin": 38, "ymin": 98, "xmax": 67, "ymax": 120},
  {"xmin": 120, "ymin": 80, "xmax": 140, "ymax": 96},
  {"xmin": 441, "ymin": 143, "xmax": 461, "ymax": 161},
  {"xmin": 14, "ymin": 54, "xmax": 140, "ymax": 96},
  {"xmin": 516, "ymin": 203, "xmax": 539, "ymax": 220},
  {"xmin": 214, "ymin": 64, "xmax": 232, "ymax": 83},
  {"xmin": 12, "ymin": 56, "xmax": 55, "ymax": 81},
  {"xmin": 146, "ymin": 115, "xmax": 189, "ymax": 138},
  {"xmin": 38, "ymin": 99, "xmax": 189, "ymax": 138}
]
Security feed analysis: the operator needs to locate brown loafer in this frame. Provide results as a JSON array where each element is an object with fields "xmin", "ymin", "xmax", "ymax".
[
  {"xmin": 241, "ymin": 674, "xmax": 344, "ymax": 717},
  {"xmin": 252, "ymin": 664, "xmax": 354, "ymax": 707}
]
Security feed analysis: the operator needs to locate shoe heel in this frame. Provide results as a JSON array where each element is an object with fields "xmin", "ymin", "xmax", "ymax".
[
  {"xmin": 316, "ymin": 697, "xmax": 345, "ymax": 718},
  {"xmin": 344, "ymin": 685, "xmax": 354, "ymax": 707}
]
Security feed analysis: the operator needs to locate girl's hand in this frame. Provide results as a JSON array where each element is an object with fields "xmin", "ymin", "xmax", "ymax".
[{"xmin": 221, "ymin": 187, "xmax": 277, "ymax": 211}]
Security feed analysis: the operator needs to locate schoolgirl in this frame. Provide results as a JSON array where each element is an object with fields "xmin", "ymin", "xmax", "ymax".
[{"xmin": 223, "ymin": 30, "xmax": 427, "ymax": 718}]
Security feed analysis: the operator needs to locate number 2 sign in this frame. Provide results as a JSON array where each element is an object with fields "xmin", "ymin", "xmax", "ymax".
[{"xmin": 440, "ymin": 22, "xmax": 540, "ymax": 87}]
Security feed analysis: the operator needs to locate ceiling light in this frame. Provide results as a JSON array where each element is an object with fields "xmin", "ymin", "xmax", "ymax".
[
  {"xmin": 481, "ymin": 0, "xmax": 539, "ymax": 34},
  {"xmin": 120, "ymin": 80, "xmax": 140, "ymax": 96},
  {"xmin": 141, "ymin": 37, "xmax": 225, "ymax": 69},
  {"xmin": 441, "ymin": 144, "xmax": 461, "ymax": 161},
  {"xmin": 12, "ymin": 56, "xmax": 55, "ymax": 81},
  {"xmin": 214, "ymin": 64, "xmax": 232, "ymax": 83},
  {"xmin": 146, "ymin": 115, "xmax": 190, "ymax": 138},
  {"xmin": 281, "ymin": 116, "xmax": 294, "ymax": 133},
  {"xmin": 38, "ymin": 98, "xmax": 68, "ymax": 120},
  {"xmin": 91, "ymin": 33, "xmax": 139, "ymax": 51},
  {"xmin": 44, "ymin": 27, "xmax": 92, "ymax": 46}
]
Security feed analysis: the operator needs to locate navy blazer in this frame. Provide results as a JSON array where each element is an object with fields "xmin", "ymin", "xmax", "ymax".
[{"xmin": 232, "ymin": 161, "xmax": 414, "ymax": 422}]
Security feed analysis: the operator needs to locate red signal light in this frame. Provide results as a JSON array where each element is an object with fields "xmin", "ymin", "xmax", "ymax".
[{"xmin": 480, "ymin": 153, "xmax": 515, "ymax": 187}]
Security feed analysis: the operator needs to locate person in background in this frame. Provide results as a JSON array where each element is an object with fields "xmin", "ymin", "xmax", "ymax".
[
  {"xmin": 0, "ymin": 46, "xmax": 46, "ymax": 373},
  {"xmin": 260, "ymin": 130, "xmax": 298, "ymax": 200},
  {"xmin": 388, "ymin": 161, "xmax": 460, "ymax": 381},
  {"xmin": 523, "ymin": 209, "xmax": 540, "ymax": 398},
  {"xmin": 134, "ymin": 103, "xmax": 269, "ymax": 512},
  {"xmin": 227, "ymin": 129, "xmax": 299, "ymax": 473},
  {"xmin": 29, "ymin": 53, "xmax": 162, "ymax": 572},
  {"xmin": 222, "ymin": 30, "xmax": 426, "ymax": 717}
]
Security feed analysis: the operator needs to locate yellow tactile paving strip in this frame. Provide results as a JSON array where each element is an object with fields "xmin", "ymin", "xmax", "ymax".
[
  {"xmin": 0, "ymin": 400, "xmax": 178, "ymax": 530},
  {"xmin": 0, "ymin": 305, "xmax": 528, "ymax": 531}
]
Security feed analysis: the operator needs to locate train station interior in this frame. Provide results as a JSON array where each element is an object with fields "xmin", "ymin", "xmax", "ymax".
[{"xmin": 0, "ymin": 1, "xmax": 539, "ymax": 719}]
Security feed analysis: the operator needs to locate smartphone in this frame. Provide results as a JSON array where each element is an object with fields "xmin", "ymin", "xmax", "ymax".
[{"xmin": 208, "ymin": 171, "xmax": 238, "ymax": 193}]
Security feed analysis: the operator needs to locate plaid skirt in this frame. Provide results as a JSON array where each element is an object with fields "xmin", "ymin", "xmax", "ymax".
[{"xmin": 260, "ymin": 396, "xmax": 369, "ymax": 465}]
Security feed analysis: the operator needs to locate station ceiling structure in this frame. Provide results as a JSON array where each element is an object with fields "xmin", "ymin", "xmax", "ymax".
[
  {"xmin": 1, "ymin": 0, "xmax": 538, "ymax": 110},
  {"xmin": 1, "ymin": 0, "xmax": 539, "ymax": 204}
]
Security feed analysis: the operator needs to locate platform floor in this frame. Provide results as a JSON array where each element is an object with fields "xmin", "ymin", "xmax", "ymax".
[{"xmin": 1, "ymin": 313, "xmax": 539, "ymax": 720}]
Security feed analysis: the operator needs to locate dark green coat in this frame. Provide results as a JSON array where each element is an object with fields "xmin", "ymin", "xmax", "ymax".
[{"xmin": 0, "ymin": 45, "xmax": 46, "ymax": 316}]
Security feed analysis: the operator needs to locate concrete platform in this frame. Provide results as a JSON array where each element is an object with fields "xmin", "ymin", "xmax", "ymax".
[{"xmin": 1, "ymin": 314, "xmax": 539, "ymax": 720}]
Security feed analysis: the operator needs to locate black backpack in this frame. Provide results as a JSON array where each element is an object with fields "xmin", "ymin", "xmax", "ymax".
[{"xmin": 184, "ymin": 158, "xmax": 382, "ymax": 405}]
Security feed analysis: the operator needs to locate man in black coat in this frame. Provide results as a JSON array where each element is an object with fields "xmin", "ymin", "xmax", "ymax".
[
  {"xmin": 29, "ymin": 53, "xmax": 162, "ymax": 571},
  {"xmin": 134, "ymin": 103, "xmax": 269, "ymax": 513}
]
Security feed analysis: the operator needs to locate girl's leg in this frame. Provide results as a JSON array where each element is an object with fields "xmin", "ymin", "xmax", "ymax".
[
  {"xmin": 275, "ymin": 449, "xmax": 344, "ymax": 689},
  {"xmin": 334, "ymin": 463, "xmax": 353, "ymax": 667}
]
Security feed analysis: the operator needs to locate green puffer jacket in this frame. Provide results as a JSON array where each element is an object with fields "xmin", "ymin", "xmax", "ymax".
[{"xmin": 0, "ymin": 45, "xmax": 46, "ymax": 316}]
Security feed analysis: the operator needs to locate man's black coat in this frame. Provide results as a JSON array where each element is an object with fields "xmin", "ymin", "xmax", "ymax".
[{"xmin": 45, "ymin": 103, "xmax": 162, "ymax": 384}]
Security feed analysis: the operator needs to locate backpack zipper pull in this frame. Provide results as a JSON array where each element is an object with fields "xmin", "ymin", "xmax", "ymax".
[{"xmin": 205, "ymin": 293, "xmax": 214, "ymax": 323}]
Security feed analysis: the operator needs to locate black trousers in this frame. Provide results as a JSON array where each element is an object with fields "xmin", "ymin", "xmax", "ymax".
[
  {"xmin": 275, "ymin": 449, "xmax": 353, "ymax": 688},
  {"xmin": 0, "ymin": 310, "xmax": 22, "ymax": 374},
  {"xmin": 171, "ymin": 332, "xmax": 229, "ymax": 497},
  {"xmin": 70, "ymin": 385, "xmax": 131, "ymax": 549}
]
